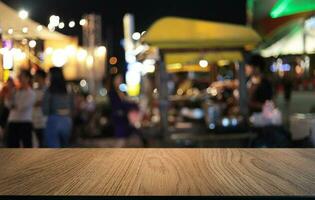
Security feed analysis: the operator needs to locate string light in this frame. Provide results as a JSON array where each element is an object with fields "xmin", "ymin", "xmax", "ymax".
[
  {"xmin": 69, "ymin": 21, "xmax": 76, "ymax": 28},
  {"xmin": 28, "ymin": 40, "xmax": 37, "ymax": 48},
  {"xmin": 199, "ymin": 60, "xmax": 208, "ymax": 68},
  {"xmin": 22, "ymin": 27, "xmax": 28, "ymax": 34},
  {"xmin": 79, "ymin": 19, "xmax": 87, "ymax": 26},
  {"xmin": 58, "ymin": 22, "xmax": 65, "ymax": 29},
  {"xmin": 8, "ymin": 28, "xmax": 13, "ymax": 35},
  {"xmin": 36, "ymin": 25, "xmax": 43, "ymax": 32},
  {"xmin": 132, "ymin": 32, "xmax": 141, "ymax": 40},
  {"xmin": 18, "ymin": 10, "xmax": 29, "ymax": 20}
]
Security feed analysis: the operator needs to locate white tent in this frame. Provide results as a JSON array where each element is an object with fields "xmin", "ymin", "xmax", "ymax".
[
  {"xmin": 261, "ymin": 18, "xmax": 315, "ymax": 57},
  {"xmin": 0, "ymin": 1, "xmax": 70, "ymax": 41}
]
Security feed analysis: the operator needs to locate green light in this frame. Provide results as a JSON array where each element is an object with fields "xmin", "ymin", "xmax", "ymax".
[{"xmin": 270, "ymin": 0, "xmax": 315, "ymax": 18}]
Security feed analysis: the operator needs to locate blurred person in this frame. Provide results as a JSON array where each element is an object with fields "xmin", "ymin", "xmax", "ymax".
[
  {"xmin": 43, "ymin": 67, "xmax": 73, "ymax": 148},
  {"xmin": 245, "ymin": 55, "xmax": 274, "ymax": 113},
  {"xmin": 32, "ymin": 69, "xmax": 47, "ymax": 147},
  {"xmin": 282, "ymin": 72, "xmax": 293, "ymax": 105},
  {"xmin": 71, "ymin": 93, "xmax": 87, "ymax": 143},
  {"xmin": 108, "ymin": 74, "xmax": 130, "ymax": 147},
  {"xmin": 108, "ymin": 74, "xmax": 147, "ymax": 147},
  {"xmin": 5, "ymin": 70, "xmax": 35, "ymax": 148},
  {"xmin": 0, "ymin": 78, "xmax": 15, "ymax": 137},
  {"xmin": 210, "ymin": 54, "xmax": 273, "ymax": 114}
]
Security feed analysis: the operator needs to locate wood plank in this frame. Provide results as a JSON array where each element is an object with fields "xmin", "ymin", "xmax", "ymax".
[{"xmin": 0, "ymin": 149, "xmax": 314, "ymax": 196}]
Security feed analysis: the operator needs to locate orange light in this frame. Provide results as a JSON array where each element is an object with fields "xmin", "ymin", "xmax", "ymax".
[{"xmin": 109, "ymin": 57, "xmax": 118, "ymax": 65}]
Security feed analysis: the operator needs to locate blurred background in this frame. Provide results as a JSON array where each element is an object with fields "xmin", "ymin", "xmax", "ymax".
[{"xmin": 0, "ymin": 0, "xmax": 314, "ymax": 148}]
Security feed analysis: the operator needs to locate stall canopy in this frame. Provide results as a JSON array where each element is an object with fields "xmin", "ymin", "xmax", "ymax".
[
  {"xmin": 143, "ymin": 17, "xmax": 261, "ymax": 72},
  {"xmin": 0, "ymin": 1, "xmax": 70, "ymax": 41},
  {"xmin": 144, "ymin": 17, "xmax": 261, "ymax": 50}
]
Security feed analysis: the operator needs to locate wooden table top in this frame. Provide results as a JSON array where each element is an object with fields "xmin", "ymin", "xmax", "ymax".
[{"xmin": 0, "ymin": 149, "xmax": 314, "ymax": 196}]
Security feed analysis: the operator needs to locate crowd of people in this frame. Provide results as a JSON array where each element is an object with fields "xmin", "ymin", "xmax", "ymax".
[
  {"xmin": 0, "ymin": 65, "xmax": 146, "ymax": 148},
  {"xmin": 0, "ymin": 67, "xmax": 73, "ymax": 148}
]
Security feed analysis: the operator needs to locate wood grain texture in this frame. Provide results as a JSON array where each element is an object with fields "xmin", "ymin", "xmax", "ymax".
[{"xmin": 0, "ymin": 149, "xmax": 314, "ymax": 196}]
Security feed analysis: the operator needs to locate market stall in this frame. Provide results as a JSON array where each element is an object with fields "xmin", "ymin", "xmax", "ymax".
[
  {"xmin": 142, "ymin": 17, "xmax": 262, "ymax": 143},
  {"xmin": 0, "ymin": 1, "xmax": 106, "ymax": 85}
]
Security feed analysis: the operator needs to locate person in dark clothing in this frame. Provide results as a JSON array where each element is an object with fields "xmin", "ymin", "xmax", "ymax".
[
  {"xmin": 42, "ymin": 67, "xmax": 73, "ymax": 148},
  {"xmin": 245, "ymin": 54, "xmax": 274, "ymax": 113},
  {"xmin": 108, "ymin": 74, "xmax": 147, "ymax": 147},
  {"xmin": 282, "ymin": 73, "xmax": 293, "ymax": 104},
  {"xmin": 108, "ymin": 75, "xmax": 131, "ymax": 147},
  {"xmin": 0, "ymin": 78, "xmax": 15, "ymax": 131}
]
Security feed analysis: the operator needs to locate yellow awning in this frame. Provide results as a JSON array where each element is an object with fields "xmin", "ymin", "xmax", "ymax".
[{"xmin": 144, "ymin": 17, "xmax": 261, "ymax": 50}]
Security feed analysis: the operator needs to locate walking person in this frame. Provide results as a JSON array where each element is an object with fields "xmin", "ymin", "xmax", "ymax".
[
  {"xmin": 0, "ymin": 78, "xmax": 15, "ymax": 141},
  {"xmin": 32, "ymin": 69, "xmax": 47, "ymax": 147},
  {"xmin": 108, "ymin": 74, "xmax": 130, "ymax": 147},
  {"xmin": 5, "ymin": 70, "xmax": 35, "ymax": 148},
  {"xmin": 43, "ymin": 67, "xmax": 73, "ymax": 148}
]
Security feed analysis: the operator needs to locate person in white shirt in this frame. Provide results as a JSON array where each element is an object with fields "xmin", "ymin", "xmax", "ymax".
[
  {"xmin": 32, "ymin": 69, "xmax": 47, "ymax": 147},
  {"xmin": 5, "ymin": 70, "xmax": 35, "ymax": 148}
]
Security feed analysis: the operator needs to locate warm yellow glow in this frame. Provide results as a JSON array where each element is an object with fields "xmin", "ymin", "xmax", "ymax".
[
  {"xmin": 29, "ymin": 40, "xmax": 37, "ymax": 48},
  {"xmin": 3, "ymin": 70, "xmax": 10, "ymax": 82},
  {"xmin": 168, "ymin": 63, "xmax": 182, "ymax": 70},
  {"xmin": 95, "ymin": 46, "xmax": 106, "ymax": 57},
  {"xmin": 80, "ymin": 19, "xmax": 87, "ymax": 26},
  {"xmin": 21, "ymin": 39, "xmax": 28, "ymax": 45},
  {"xmin": 52, "ymin": 49, "xmax": 68, "ymax": 67},
  {"xmin": 8, "ymin": 28, "xmax": 13, "ymax": 35},
  {"xmin": 65, "ymin": 45, "xmax": 77, "ymax": 57},
  {"xmin": 48, "ymin": 24, "xmax": 55, "ymax": 32},
  {"xmin": 12, "ymin": 48, "xmax": 26, "ymax": 61},
  {"xmin": 77, "ymin": 49, "xmax": 87, "ymax": 61},
  {"xmin": 45, "ymin": 47, "xmax": 53, "ymax": 55},
  {"xmin": 22, "ymin": 27, "xmax": 28, "ymax": 34},
  {"xmin": 86, "ymin": 55, "xmax": 94, "ymax": 67},
  {"xmin": 37, "ymin": 25, "xmax": 43, "ymax": 32},
  {"xmin": 177, "ymin": 89, "xmax": 184, "ymax": 96},
  {"xmin": 199, "ymin": 60, "xmax": 208, "ymax": 68},
  {"xmin": 217, "ymin": 60, "xmax": 230, "ymax": 67},
  {"xmin": 127, "ymin": 84, "xmax": 140, "ymax": 97}
]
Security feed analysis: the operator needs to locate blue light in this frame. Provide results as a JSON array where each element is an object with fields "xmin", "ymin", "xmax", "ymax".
[
  {"xmin": 280, "ymin": 64, "xmax": 291, "ymax": 72},
  {"xmin": 209, "ymin": 124, "xmax": 216, "ymax": 130},
  {"xmin": 222, "ymin": 118, "xmax": 229, "ymax": 127},
  {"xmin": 193, "ymin": 109, "xmax": 204, "ymax": 119},
  {"xmin": 270, "ymin": 64, "xmax": 278, "ymax": 72},
  {"xmin": 231, "ymin": 118, "xmax": 238, "ymax": 126},
  {"xmin": 270, "ymin": 63, "xmax": 291, "ymax": 72},
  {"xmin": 119, "ymin": 84, "xmax": 127, "ymax": 92}
]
